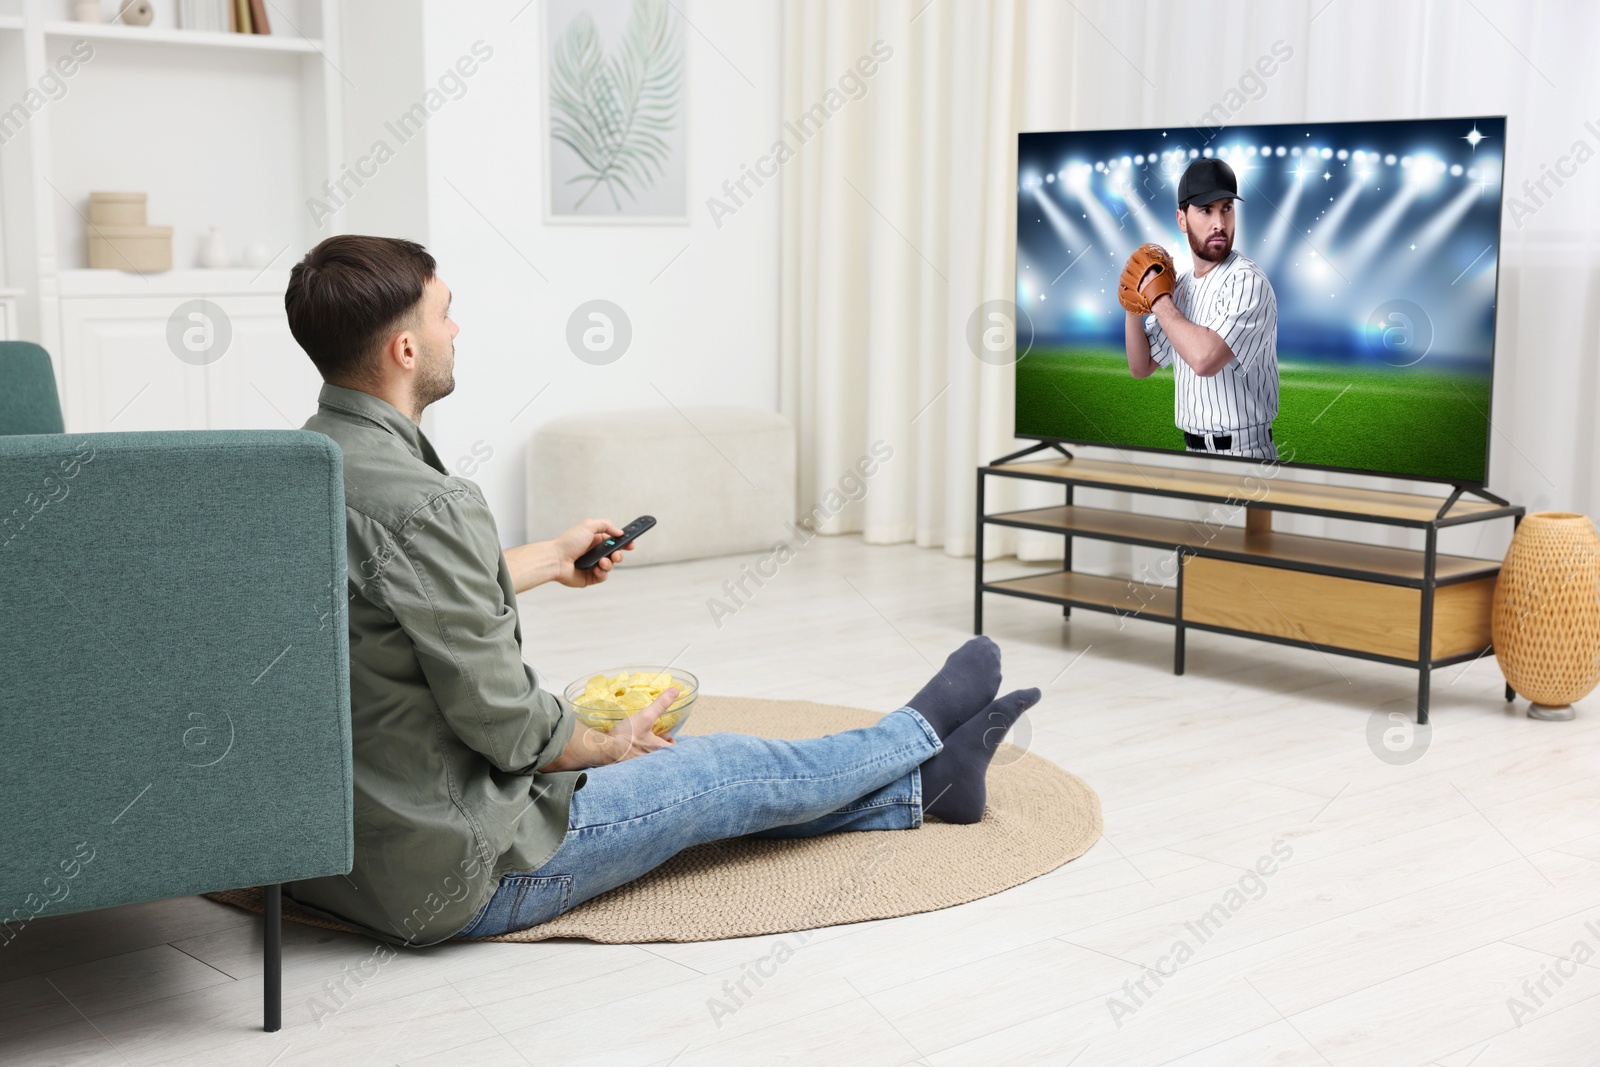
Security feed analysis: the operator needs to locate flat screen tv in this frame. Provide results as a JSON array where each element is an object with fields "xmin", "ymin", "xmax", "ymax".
[{"xmin": 1014, "ymin": 116, "xmax": 1505, "ymax": 486}]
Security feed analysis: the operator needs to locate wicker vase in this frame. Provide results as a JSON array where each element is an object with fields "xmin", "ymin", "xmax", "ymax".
[{"xmin": 1492, "ymin": 512, "xmax": 1600, "ymax": 718}]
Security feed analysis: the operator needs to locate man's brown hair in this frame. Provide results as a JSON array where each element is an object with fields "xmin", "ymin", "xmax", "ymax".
[{"xmin": 285, "ymin": 235, "xmax": 436, "ymax": 385}]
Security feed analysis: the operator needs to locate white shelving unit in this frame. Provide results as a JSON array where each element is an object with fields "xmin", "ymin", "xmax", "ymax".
[
  {"xmin": 0, "ymin": 0, "xmax": 343, "ymax": 433},
  {"xmin": 42, "ymin": 19, "xmax": 324, "ymax": 51}
]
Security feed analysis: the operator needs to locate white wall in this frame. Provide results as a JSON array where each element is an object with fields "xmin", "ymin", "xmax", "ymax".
[
  {"xmin": 338, "ymin": 0, "xmax": 429, "ymax": 244},
  {"xmin": 410, "ymin": 0, "xmax": 783, "ymax": 547}
]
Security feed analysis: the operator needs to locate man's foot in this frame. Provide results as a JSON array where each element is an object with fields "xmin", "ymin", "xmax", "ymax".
[
  {"xmin": 921, "ymin": 687, "xmax": 1040, "ymax": 824},
  {"xmin": 905, "ymin": 636, "xmax": 1002, "ymax": 740}
]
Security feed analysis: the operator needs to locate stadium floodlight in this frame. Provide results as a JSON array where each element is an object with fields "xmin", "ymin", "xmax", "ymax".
[{"xmin": 1404, "ymin": 153, "xmax": 1446, "ymax": 191}]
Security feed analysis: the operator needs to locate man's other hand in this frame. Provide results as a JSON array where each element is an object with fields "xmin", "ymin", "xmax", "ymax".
[{"xmin": 609, "ymin": 687, "xmax": 679, "ymax": 761}]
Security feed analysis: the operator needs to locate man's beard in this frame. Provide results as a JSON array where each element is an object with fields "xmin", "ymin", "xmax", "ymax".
[
  {"xmin": 414, "ymin": 342, "xmax": 456, "ymax": 416},
  {"xmin": 1187, "ymin": 227, "xmax": 1233, "ymax": 264}
]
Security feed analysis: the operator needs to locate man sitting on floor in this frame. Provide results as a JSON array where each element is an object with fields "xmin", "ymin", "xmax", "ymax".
[{"xmin": 283, "ymin": 235, "xmax": 1039, "ymax": 945}]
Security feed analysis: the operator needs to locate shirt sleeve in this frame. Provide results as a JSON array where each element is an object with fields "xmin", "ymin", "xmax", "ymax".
[
  {"xmin": 1211, "ymin": 270, "xmax": 1274, "ymax": 372},
  {"xmin": 375, "ymin": 486, "xmax": 575, "ymax": 776},
  {"xmin": 1144, "ymin": 314, "xmax": 1175, "ymax": 368}
]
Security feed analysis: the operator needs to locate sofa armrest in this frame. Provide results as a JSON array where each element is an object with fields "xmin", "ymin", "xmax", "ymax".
[{"xmin": 0, "ymin": 430, "xmax": 352, "ymax": 925}]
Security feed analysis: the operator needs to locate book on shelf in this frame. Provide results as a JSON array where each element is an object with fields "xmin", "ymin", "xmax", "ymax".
[
  {"xmin": 232, "ymin": 0, "xmax": 251, "ymax": 33},
  {"xmin": 247, "ymin": 0, "xmax": 271, "ymax": 34}
]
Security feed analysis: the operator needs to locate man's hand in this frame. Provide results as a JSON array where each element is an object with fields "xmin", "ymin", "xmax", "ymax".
[
  {"xmin": 607, "ymin": 687, "xmax": 679, "ymax": 761},
  {"xmin": 550, "ymin": 518, "xmax": 635, "ymax": 589},
  {"xmin": 507, "ymin": 519, "xmax": 636, "ymax": 594},
  {"xmin": 542, "ymin": 687, "xmax": 679, "ymax": 772}
]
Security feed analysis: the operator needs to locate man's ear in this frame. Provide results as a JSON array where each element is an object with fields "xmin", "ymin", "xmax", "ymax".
[{"xmin": 384, "ymin": 323, "xmax": 418, "ymax": 372}]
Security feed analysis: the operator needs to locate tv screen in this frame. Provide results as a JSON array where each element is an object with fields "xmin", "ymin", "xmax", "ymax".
[{"xmin": 1014, "ymin": 116, "xmax": 1505, "ymax": 485}]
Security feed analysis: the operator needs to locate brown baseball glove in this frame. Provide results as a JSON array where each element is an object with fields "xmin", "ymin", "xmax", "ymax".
[{"xmin": 1117, "ymin": 243, "xmax": 1176, "ymax": 315}]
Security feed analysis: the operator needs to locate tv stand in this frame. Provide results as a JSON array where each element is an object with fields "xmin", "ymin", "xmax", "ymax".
[
  {"xmin": 1436, "ymin": 483, "xmax": 1511, "ymax": 518},
  {"xmin": 991, "ymin": 440, "xmax": 1076, "ymax": 466},
  {"xmin": 975, "ymin": 454, "xmax": 1523, "ymax": 723}
]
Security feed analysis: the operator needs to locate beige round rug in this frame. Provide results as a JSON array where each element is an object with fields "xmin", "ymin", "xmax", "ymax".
[{"xmin": 207, "ymin": 695, "xmax": 1101, "ymax": 943}]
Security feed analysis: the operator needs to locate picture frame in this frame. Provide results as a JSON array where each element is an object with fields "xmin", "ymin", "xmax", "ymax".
[{"xmin": 541, "ymin": 0, "xmax": 690, "ymax": 225}]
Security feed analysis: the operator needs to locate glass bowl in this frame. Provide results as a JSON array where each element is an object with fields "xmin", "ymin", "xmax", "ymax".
[{"xmin": 563, "ymin": 666, "xmax": 699, "ymax": 738}]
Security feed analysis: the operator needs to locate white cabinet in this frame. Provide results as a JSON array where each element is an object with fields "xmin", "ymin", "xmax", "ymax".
[
  {"xmin": 58, "ymin": 297, "xmax": 210, "ymax": 431},
  {"xmin": 56, "ymin": 269, "xmax": 324, "ymax": 433}
]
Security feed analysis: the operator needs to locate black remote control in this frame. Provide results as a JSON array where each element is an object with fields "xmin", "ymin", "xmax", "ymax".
[{"xmin": 575, "ymin": 515, "xmax": 656, "ymax": 570}]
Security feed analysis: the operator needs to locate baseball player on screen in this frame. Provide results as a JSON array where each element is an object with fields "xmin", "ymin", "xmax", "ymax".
[{"xmin": 1120, "ymin": 157, "xmax": 1280, "ymax": 460}]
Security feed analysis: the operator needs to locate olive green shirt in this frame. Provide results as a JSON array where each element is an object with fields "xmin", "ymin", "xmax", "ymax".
[{"xmin": 287, "ymin": 383, "xmax": 581, "ymax": 946}]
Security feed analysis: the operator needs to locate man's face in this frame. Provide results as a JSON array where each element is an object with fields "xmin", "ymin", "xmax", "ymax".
[
  {"xmin": 412, "ymin": 275, "xmax": 459, "ymax": 408},
  {"xmin": 1178, "ymin": 199, "xmax": 1236, "ymax": 263}
]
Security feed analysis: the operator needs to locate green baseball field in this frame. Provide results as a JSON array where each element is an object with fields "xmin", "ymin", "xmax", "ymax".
[{"xmin": 1014, "ymin": 348, "xmax": 1493, "ymax": 484}]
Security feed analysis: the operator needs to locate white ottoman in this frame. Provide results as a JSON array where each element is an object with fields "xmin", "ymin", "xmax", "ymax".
[{"xmin": 527, "ymin": 406, "xmax": 796, "ymax": 565}]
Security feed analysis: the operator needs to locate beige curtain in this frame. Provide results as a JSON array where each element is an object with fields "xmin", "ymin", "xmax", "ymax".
[{"xmin": 781, "ymin": 0, "xmax": 1600, "ymax": 571}]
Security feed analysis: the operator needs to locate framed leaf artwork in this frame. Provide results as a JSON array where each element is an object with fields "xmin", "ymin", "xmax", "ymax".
[{"xmin": 543, "ymin": 0, "xmax": 688, "ymax": 223}]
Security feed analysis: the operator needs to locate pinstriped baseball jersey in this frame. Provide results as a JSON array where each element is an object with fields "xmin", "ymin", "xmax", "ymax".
[{"xmin": 1144, "ymin": 250, "xmax": 1279, "ymax": 436}]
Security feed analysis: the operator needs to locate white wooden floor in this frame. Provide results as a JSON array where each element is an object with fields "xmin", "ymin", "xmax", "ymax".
[{"xmin": 5, "ymin": 534, "xmax": 1598, "ymax": 1066}]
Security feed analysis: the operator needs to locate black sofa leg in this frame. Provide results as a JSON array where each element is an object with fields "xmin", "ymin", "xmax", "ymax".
[{"xmin": 264, "ymin": 884, "xmax": 282, "ymax": 1032}]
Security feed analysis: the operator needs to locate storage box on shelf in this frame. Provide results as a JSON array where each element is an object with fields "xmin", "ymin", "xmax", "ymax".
[{"xmin": 976, "ymin": 452, "xmax": 1522, "ymax": 723}]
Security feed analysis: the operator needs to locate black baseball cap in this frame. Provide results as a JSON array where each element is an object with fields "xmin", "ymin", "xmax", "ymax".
[{"xmin": 1178, "ymin": 158, "xmax": 1242, "ymax": 208}]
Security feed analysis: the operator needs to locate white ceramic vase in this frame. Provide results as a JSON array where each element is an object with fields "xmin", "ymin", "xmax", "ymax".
[{"xmin": 199, "ymin": 227, "xmax": 230, "ymax": 269}]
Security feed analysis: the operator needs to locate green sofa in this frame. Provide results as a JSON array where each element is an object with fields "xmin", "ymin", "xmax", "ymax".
[{"xmin": 0, "ymin": 343, "xmax": 354, "ymax": 1032}]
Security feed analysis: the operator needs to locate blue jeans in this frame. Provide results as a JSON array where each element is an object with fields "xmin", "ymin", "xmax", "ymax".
[{"xmin": 452, "ymin": 706, "xmax": 942, "ymax": 938}]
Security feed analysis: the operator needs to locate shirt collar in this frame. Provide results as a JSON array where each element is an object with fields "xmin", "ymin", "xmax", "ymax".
[{"xmin": 315, "ymin": 382, "xmax": 447, "ymax": 474}]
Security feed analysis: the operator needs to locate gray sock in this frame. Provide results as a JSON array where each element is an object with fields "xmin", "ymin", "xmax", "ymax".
[
  {"xmin": 921, "ymin": 687, "xmax": 1040, "ymax": 824},
  {"xmin": 905, "ymin": 635, "xmax": 1002, "ymax": 740}
]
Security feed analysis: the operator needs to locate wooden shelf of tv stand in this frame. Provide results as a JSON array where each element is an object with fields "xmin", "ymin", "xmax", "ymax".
[
  {"xmin": 986, "ymin": 505, "xmax": 1502, "ymax": 587},
  {"xmin": 989, "ymin": 456, "xmax": 1511, "ymax": 526},
  {"xmin": 975, "ymin": 455, "xmax": 1524, "ymax": 724},
  {"xmin": 983, "ymin": 569, "xmax": 1176, "ymax": 621}
]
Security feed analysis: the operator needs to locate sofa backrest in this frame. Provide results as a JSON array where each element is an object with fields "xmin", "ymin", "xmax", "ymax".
[{"xmin": 0, "ymin": 341, "xmax": 66, "ymax": 436}]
